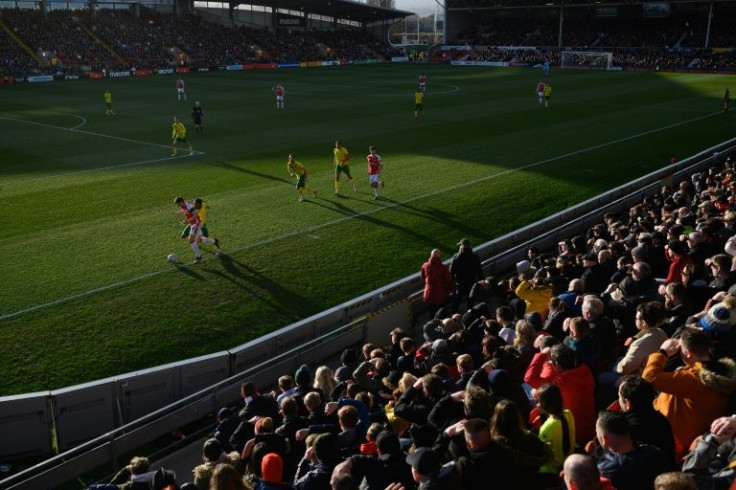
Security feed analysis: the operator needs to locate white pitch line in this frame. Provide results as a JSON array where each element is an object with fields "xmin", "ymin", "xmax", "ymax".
[
  {"xmin": 0, "ymin": 116, "xmax": 205, "ymax": 182},
  {"xmin": 0, "ymin": 109, "xmax": 721, "ymax": 321},
  {"xmin": 0, "ymin": 115, "xmax": 171, "ymax": 149}
]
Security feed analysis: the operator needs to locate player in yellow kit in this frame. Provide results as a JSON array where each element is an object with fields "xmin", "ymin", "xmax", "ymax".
[
  {"xmin": 171, "ymin": 116, "xmax": 194, "ymax": 156},
  {"xmin": 544, "ymin": 83, "xmax": 552, "ymax": 108},
  {"xmin": 333, "ymin": 141, "xmax": 356, "ymax": 195},
  {"xmin": 414, "ymin": 88, "xmax": 425, "ymax": 118},
  {"xmin": 287, "ymin": 154, "xmax": 318, "ymax": 202},
  {"xmin": 104, "ymin": 90, "xmax": 115, "ymax": 115}
]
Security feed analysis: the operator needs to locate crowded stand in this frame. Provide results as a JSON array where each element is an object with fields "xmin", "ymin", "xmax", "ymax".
[{"xmin": 95, "ymin": 155, "xmax": 736, "ymax": 489}]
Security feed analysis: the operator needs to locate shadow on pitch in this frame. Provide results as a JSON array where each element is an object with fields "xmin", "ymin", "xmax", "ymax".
[
  {"xmin": 302, "ymin": 196, "xmax": 439, "ymax": 247},
  {"xmin": 212, "ymin": 161, "xmax": 291, "ymax": 184},
  {"xmin": 208, "ymin": 254, "xmax": 317, "ymax": 311}
]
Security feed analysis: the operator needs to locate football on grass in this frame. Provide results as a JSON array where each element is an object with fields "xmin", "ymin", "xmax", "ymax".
[{"xmin": 167, "ymin": 254, "xmax": 178, "ymax": 263}]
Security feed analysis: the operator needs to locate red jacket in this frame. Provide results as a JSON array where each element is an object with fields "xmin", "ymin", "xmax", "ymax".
[
  {"xmin": 421, "ymin": 255, "xmax": 453, "ymax": 305},
  {"xmin": 524, "ymin": 352, "xmax": 597, "ymax": 445}
]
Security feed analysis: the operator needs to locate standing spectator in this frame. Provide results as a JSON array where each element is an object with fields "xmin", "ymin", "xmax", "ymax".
[
  {"xmin": 594, "ymin": 410, "xmax": 671, "ymax": 490},
  {"xmin": 420, "ymin": 249, "xmax": 453, "ymax": 318},
  {"xmin": 230, "ymin": 381, "xmax": 281, "ymax": 453},
  {"xmin": 449, "ymin": 238, "xmax": 483, "ymax": 311},
  {"xmin": 643, "ymin": 330, "xmax": 736, "ymax": 461}
]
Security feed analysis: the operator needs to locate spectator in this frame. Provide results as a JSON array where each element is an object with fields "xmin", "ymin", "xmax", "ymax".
[
  {"xmin": 420, "ymin": 249, "xmax": 453, "ymax": 318},
  {"xmin": 231, "ymin": 381, "xmax": 281, "ymax": 453},
  {"xmin": 214, "ymin": 408, "xmax": 241, "ymax": 453},
  {"xmin": 110, "ymin": 456, "xmax": 153, "ymax": 490},
  {"xmin": 254, "ymin": 453, "xmax": 290, "ymax": 489},
  {"xmin": 333, "ymin": 430, "xmax": 414, "ymax": 490},
  {"xmin": 406, "ymin": 447, "xmax": 461, "ymax": 489},
  {"xmin": 537, "ymin": 383, "xmax": 575, "ymax": 488},
  {"xmin": 490, "ymin": 399, "xmax": 549, "ymax": 489},
  {"xmin": 653, "ymin": 472, "xmax": 697, "ymax": 490},
  {"xmin": 294, "ymin": 433, "xmax": 342, "ymax": 490},
  {"xmin": 581, "ymin": 252, "xmax": 609, "ymax": 295},
  {"xmin": 643, "ymin": 329, "xmax": 736, "ymax": 460},
  {"xmin": 564, "ymin": 317, "xmax": 601, "ymax": 375},
  {"xmin": 453, "ymin": 417, "xmax": 514, "ymax": 487},
  {"xmin": 450, "ymin": 238, "xmax": 484, "ymax": 311},
  {"xmin": 192, "ymin": 438, "xmax": 243, "ymax": 490},
  {"xmin": 665, "ymin": 240, "xmax": 692, "ymax": 284},
  {"xmin": 682, "ymin": 414, "xmax": 736, "ymax": 489},
  {"xmin": 210, "ymin": 463, "xmax": 250, "ymax": 490},
  {"xmin": 594, "ymin": 410, "xmax": 671, "ymax": 490},
  {"xmin": 563, "ymin": 453, "xmax": 615, "ymax": 490},
  {"xmin": 617, "ymin": 375, "xmax": 676, "ymax": 466}
]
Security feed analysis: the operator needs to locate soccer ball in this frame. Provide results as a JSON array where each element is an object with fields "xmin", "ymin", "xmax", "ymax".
[{"xmin": 167, "ymin": 253, "xmax": 178, "ymax": 263}]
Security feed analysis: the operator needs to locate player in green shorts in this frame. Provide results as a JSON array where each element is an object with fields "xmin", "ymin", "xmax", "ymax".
[{"xmin": 333, "ymin": 140, "xmax": 356, "ymax": 195}]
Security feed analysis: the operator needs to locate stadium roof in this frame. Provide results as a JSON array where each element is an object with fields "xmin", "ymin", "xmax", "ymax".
[{"xmin": 236, "ymin": 0, "xmax": 415, "ymax": 24}]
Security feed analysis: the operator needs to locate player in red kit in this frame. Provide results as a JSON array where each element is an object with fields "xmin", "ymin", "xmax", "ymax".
[
  {"xmin": 367, "ymin": 145, "xmax": 383, "ymax": 200},
  {"xmin": 536, "ymin": 81, "xmax": 546, "ymax": 106},
  {"xmin": 177, "ymin": 78, "xmax": 186, "ymax": 101},
  {"xmin": 419, "ymin": 73, "xmax": 427, "ymax": 92},
  {"xmin": 275, "ymin": 84, "xmax": 285, "ymax": 109}
]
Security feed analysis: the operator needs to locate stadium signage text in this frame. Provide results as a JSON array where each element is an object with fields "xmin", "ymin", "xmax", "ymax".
[
  {"xmin": 157, "ymin": 68, "xmax": 175, "ymax": 75},
  {"xmin": 64, "ymin": 75, "xmax": 80, "ymax": 80},
  {"xmin": 276, "ymin": 15, "xmax": 304, "ymax": 27},
  {"xmin": 108, "ymin": 71, "xmax": 131, "ymax": 77}
]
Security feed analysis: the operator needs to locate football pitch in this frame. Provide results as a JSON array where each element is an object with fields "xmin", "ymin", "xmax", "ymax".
[{"xmin": 2, "ymin": 63, "xmax": 734, "ymax": 396}]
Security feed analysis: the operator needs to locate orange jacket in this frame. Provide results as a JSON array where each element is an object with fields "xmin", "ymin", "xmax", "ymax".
[{"xmin": 643, "ymin": 352, "xmax": 736, "ymax": 460}]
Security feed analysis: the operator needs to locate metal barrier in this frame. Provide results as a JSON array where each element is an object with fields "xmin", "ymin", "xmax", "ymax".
[{"xmin": 1, "ymin": 138, "xmax": 735, "ymax": 489}]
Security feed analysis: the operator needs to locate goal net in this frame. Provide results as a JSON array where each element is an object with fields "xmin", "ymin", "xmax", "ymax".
[{"xmin": 560, "ymin": 51, "xmax": 614, "ymax": 70}]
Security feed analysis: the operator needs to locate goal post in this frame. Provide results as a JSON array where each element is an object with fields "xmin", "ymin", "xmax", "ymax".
[{"xmin": 560, "ymin": 51, "xmax": 614, "ymax": 70}]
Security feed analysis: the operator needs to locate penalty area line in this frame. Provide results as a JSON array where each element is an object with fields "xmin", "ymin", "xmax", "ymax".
[{"xmin": 0, "ymin": 109, "xmax": 721, "ymax": 321}]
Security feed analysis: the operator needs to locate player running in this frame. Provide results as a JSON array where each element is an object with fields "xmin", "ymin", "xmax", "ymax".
[
  {"xmin": 418, "ymin": 73, "xmax": 427, "ymax": 92},
  {"xmin": 367, "ymin": 145, "xmax": 384, "ymax": 200},
  {"xmin": 275, "ymin": 84, "xmax": 285, "ymax": 109},
  {"xmin": 333, "ymin": 141, "xmax": 356, "ymax": 195},
  {"xmin": 544, "ymin": 83, "xmax": 552, "ymax": 108},
  {"xmin": 171, "ymin": 117, "xmax": 194, "ymax": 156},
  {"xmin": 414, "ymin": 88, "xmax": 425, "ymax": 118},
  {"xmin": 543, "ymin": 60, "xmax": 550, "ymax": 76},
  {"xmin": 104, "ymin": 90, "xmax": 115, "ymax": 115},
  {"xmin": 176, "ymin": 78, "xmax": 186, "ymax": 101},
  {"xmin": 191, "ymin": 101, "xmax": 204, "ymax": 135},
  {"xmin": 173, "ymin": 197, "xmax": 220, "ymax": 262},
  {"xmin": 287, "ymin": 154, "xmax": 317, "ymax": 202},
  {"xmin": 536, "ymin": 81, "xmax": 546, "ymax": 106}
]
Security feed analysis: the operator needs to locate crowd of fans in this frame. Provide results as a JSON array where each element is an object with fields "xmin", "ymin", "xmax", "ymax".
[
  {"xmin": 95, "ymin": 155, "xmax": 736, "ymax": 489},
  {"xmin": 0, "ymin": 7, "xmax": 400, "ymax": 79},
  {"xmin": 2, "ymin": 5, "xmax": 736, "ymax": 80}
]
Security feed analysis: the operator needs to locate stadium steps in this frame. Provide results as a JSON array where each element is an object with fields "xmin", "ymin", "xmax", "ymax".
[
  {"xmin": 0, "ymin": 18, "xmax": 42, "ymax": 65},
  {"xmin": 75, "ymin": 18, "xmax": 127, "ymax": 65}
]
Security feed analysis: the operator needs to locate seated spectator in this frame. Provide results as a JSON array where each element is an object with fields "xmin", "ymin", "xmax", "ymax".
[
  {"xmin": 274, "ymin": 376, "xmax": 297, "ymax": 405},
  {"xmin": 653, "ymin": 472, "xmax": 697, "ymax": 490},
  {"xmin": 537, "ymin": 383, "xmax": 575, "ymax": 489},
  {"xmin": 210, "ymin": 463, "xmax": 249, "ymax": 490},
  {"xmin": 334, "ymin": 349, "xmax": 357, "ymax": 385},
  {"xmin": 294, "ymin": 433, "xmax": 343, "ymax": 490},
  {"xmin": 643, "ymin": 329, "xmax": 736, "ymax": 460},
  {"xmin": 452, "ymin": 417, "xmax": 513, "ymax": 487},
  {"xmin": 333, "ymin": 430, "xmax": 414, "ymax": 490},
  {"xmin": 559, "ymin": 279, "xmax": 585, "ymax": 317},
  {"xmin": 617, "ymin": 375, "xmax": 676, "ymax": 466},
  {"xmin": 582, "ymin": 296, "xmax": 617, "ymax": 367},
  {"xmin": 490, "ymin": 399, "xmax": 549, "ymax": 490},
  {"xmin": 563, "ymin": 453, "xmax": 615, "ymax": 490},
  {"xmin": 515, "ymin": 269, "xmax": 553, "ymax": 315},
  {"xmin": 192, "ymin": 438, "xmax": 243, "ymax": 490},
  {"xmin": 496, "ymin": 305, "xmax": 517, "ymax": 344},
  {"xmin": 275, "ymin": 396, "xmax": 308, "ymax": 480},
  {"xmin": 682, "ymin": 414, "xmax": 736, "ymax": 489},
  {"xmin": 564, "ymin": 317, "xmax": 601, "ymax": 374},
  {"xmin": 594, "ymin": 410, "xmax": 671, "ymax": 490},
  {"xmin": 110, "ymin": 456, "xmax": 154, "ymax": 490},
  {"xmin": 526, "ymin": 344, "xmax": 596, "ymax": 445},
  {"xmin": 254, "ymin": 453, "xmax": 290, "ymax": 490},
  {"xmin": 708, "ymin": 254, "xmax": 736, "ymax": 292},
  {"xmin": 214, "ymin": 407, "xmax": 240, "ymax": 453},
  {"xmin": 662, "ymin": 282, "xmax": 692, "ymax": 336},
  {"xmin": 406, "ymin": 447, "xmax": 461, "ymax": 488},
  {"xmin": 394, "ymin": 374, "xmax": 446, "ymax": 428},
  {"xmin": 665, "ymin": 240, "xmax": 692, "ymax": 284}
]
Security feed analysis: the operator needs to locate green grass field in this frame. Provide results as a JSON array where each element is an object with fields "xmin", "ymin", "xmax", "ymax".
[{"xmin": 2, "ymin": 64, "xmax": 734, "ymax": 396}]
